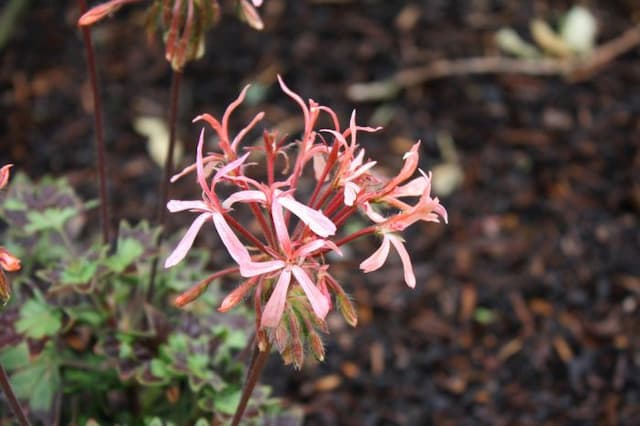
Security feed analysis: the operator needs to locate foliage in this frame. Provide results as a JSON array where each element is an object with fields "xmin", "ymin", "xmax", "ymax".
[{"xmin": 0, "ymin": 174, "xmax": 301, "ymax": 425}]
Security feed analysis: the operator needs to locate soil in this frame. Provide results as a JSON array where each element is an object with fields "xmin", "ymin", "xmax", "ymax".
[{"xmin": 1, "ymin": 1, "xmax": 639, "ymax": 425}]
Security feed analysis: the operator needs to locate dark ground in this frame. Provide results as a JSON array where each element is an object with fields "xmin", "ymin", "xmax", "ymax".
[{"xmin": 1, "ymin": 1, "xmax": 640, "ymax": 425}]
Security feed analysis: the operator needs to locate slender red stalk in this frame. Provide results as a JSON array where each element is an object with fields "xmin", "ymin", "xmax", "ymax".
[
  {"xmin": 77, "ymin": 0, "xmax": 110, "ymax": 245},
  {"xmin": 0, "ymin": 363, "xmax": 31, "ymax": 426},
  {"xmin": 231, "ymin": 343, "xmax": 271, "ymax": 426},
  {"xmin": 147, "ymin": 70, "xmax": 183, "ymax": 302},
  {"xmin": 223, "ymin": 213, "xmax": 274, "ymax": 256}
]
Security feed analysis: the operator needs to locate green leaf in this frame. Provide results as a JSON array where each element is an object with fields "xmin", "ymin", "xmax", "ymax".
[
  {"xmin": 25, "ymin": 207, "xmax": 77, "ymax": 233},
  {"xmin": 16, "ymin": 298, "xmax": 62, "ymax": 339},
  {"xmin": 2, "ymin": 197, "xmax": 26, "ymax": 210},
  {"xmin": 61, "ymin": 259, "xmax": 98, "ymax": 285},
  {"xmin": 214, "ymin": 387, "xmax": 241, "ymax": 415},
  {"xmin": 186, "ymin": 353, "xmax": 209, "ymax": 377},
  {"xmin": 150, "ymin": 359, "xmax": 171, "ymax": 379},
  {"xmin": 9, "ymin": 346, "xmax": 60, "ymax": 413},
  {"xmin": 194, "ymin": 419, "xmax": 209, "ymax": 426},
  {"xmin": 65, "ymin": 306, "xmax": 105, "ymax": 327},
  {"xmin": 105, "ymin": 238, "xmax": 144, "ymax": 273},
  {"xmin": 0, "ymin": 342, "xmax": 30, "ymax": 370}
]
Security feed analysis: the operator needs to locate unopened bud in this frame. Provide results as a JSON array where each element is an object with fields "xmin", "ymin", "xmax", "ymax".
[
  {"xmin": 0, "ymin": 164, "xmax": 12, "ymax": 190},
  {"xmin": 309, "ymin": 330, "xmax": 325, "ymax": 362},
  {"xmin": 78, "ymin": 0, "xmax": 138, "ymax": 27},
  {"xmin": 218, "ymin": 277, "xmax": 258, "ymax": 312},
  {"xmin": 336, "ymin": 291, "xmax": 358, "ymax": 327}
]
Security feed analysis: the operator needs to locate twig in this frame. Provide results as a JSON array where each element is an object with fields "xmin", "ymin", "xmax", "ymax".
[
  {"xmin": 147, "ymin": 69, "xmax": 183, "ymax": 302},
  {"xmin": 77, "ymin": 0, "xmax": 111, "ymax": 244},
  {"xmin": 348, "ymin": 23, "xmax": 640, "ymax": 102},
  {"xmin": 0, "ymin": 362, "xmax": 31, "ymax": 426}
]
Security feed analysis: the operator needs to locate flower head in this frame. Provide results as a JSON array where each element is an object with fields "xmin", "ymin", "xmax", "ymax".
[{"xmin": 166, "ymin": 79, "xmax": 447, "ymax": 367}]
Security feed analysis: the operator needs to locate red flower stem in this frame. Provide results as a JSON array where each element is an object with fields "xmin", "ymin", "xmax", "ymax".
[
  {"xmin": 224, "ymin": 213, "xmax": 274, "ymax": 257},
  {"xmin": 323, "ymin": 190, "xmax": 345, "ymax": 218},
  {"xmin": 309, "ymin": 141, "xmax": 340, "ymax": 209},
  {"xmin": 0, "ymin": 362, "xmax": 31, "ymax": 426},
  {"xmin": 147, "ymin": 69, "xmax": 183, "ymax": 302},
  {"xmin": 248, "ymin": 201, "xmax": 277, "ymax": 248},
  {"xmin": 77, "ymin": 0, "xmax": 110, "ymax": 245},
  {"xmin": 333, "ymin": 225, "xmax": 376, "ymax": 247},
  {"xmin": 231, "ymin": 342, "xmax": 271, "ymax": 426},
  {"xmin": 331, "ymin": 205, "xmax": 358, "ymax": 228}
]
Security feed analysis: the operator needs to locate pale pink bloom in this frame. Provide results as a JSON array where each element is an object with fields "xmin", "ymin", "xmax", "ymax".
[
  {"xmin": 260, "ymin": 265, "xmax": 330, "ymax": 328},
  {"xmin": 383, "ymin": 141, "xmax": 421, "ymax": 192},
  {"xmin": 223, "ymin": 188, "xmax": 336, "ymax": 239},
  {"xmin": 165, "ymin": 130, "xmax": 251, "ymax": 268},
  {"xmin": 359, "ymin": 233, "xmax": 415, "ymax": 288}
]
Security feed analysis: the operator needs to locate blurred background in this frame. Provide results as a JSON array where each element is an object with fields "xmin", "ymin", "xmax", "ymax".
[{"xmin": 1, "ymin": 1, "xmax": 639, "ymax": 424}]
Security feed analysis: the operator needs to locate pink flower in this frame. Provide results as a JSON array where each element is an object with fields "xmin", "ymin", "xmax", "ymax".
[
  {"xmin": 359, "ymin": 233, "xmax": 415, "ymax": 288},
  {"xmin": 164, "ymin": 130, "xmax": 251, "ymax": 268}
]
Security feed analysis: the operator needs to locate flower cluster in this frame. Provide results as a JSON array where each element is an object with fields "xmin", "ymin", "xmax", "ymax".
[
  {"xmin": 166, "ymin": 78, "xmax": 447, "ymax": 367},
  {"xmin": 78, "ymin": 0, "xmax": 265, "ymax": 70},
  {"xmin": 0, "ymin": 164, "xmax": 21, "ymax": 306}
]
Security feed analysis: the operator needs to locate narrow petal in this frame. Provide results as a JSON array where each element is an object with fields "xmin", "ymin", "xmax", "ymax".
[
  {"xmin": 261, "ymin": 269, "xmax": 291, "ymax": 328},
  {"xmin": 388, "ymin": 235, "xmax": 416, "ymax": 288},
  {"xmin": 391, "ymin": 176, "xmax": 429, "ymax": 198},
  {"xmin": 222, "ymin": 190, "xmax": 267, "ymax": 209},
  {"xmin": 291, "ymin": 266, "xmax": 330, "ymax": 320},
  {"xmin": 212, "ymin": 212, "xmax": 251, "ymax": 264},
  {"xmin": 296, "ymin": 239, "xmax": 343, "ymax": 258},
  {"xmin": 212, "ymin": 152, "xmax": 251, "ymax": 185},
  {"xmin": 362, "ymin": 202, "xmax": 386, "ymax": 223},
  {"xmin": 239, "ymin": 259, "xmax": 285, "ymax": 278},
  {"xmin": 359, "ymin": 235, "xmax": 390, "ymax": 273},
  {"xmin": 271, "ymin": 195, "xmax": 292, "ymax": 254},
  {"xmin": 165, "ymin": 213, "xmax": 211, "ymax": 268},
  {"xmin": 278, "ymin": 195, "xmax": 336, "ymax": 237},
  {"xmin": 167, "ymin": 200, "xmax": 208, "ymax": 212},
  {"xmin": 343, "ymin": 182, "xmax": 359, "ymax": 206}
]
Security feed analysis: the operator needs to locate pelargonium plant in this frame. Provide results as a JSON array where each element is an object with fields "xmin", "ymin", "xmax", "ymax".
[{"xmin": 166, "ymin": 77, "xmax": 448, "ymax": 370}]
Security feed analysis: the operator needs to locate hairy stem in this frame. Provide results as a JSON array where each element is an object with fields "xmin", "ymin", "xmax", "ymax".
[
  {"xmin": 77, "ymin": 0, "xmax": 110, "ymax": 244},
  {"xmin": 147, "ymin": 69, "xmax": 183, "ymax": 302},
  {"xmin": 231, "ymin": 343, "xmax": 270, "ymax": 426},
  {"xmin": 0, "ymin": 362, "xmax": 31, "ymax": 426}
]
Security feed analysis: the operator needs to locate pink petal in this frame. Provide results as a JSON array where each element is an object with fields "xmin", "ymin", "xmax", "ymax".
[
  {"xmin": 222, "ymin": 190, "xmax": 267, "ymax": 209},
  {"xmin": 291, "ymin": 266, "xmax": 330, "ymax": 320},
  {"xmin": 271, "ymin": 195, "xmax": 292, "ymax": 254},
  {"xmin": 213, "ymin": 152, "xmax": 251, "ymax": 184},
  {"xmin": 261, "ymin": 269, "xmax": 291, "ymax": 328},
  {"xmin": 211, "ymin": 212, "xmax": 250, "ymax": 264},
  {"xmin": 278, "ymin": 195, "xmax": 336, "ymax": 237},
  {"xmin": 167, "ymin": 200, "xmax": 208, "ymax": 212},
  {"xmin": 0, "ymin": 164, "xmax": 12, "ymax": 190},
  {"xmin": 359, "ymin": 235, "xmax": 390, "ymax": 273},
  {"xmin": 388, "ymin": 235, "xmax": 416, "ymax": 288},
  {"xmin": 277, "ymin": 76, "xmax": 309, "ymax": 133},
  {"xmin": 252, "ymin": 0, "xmax": 263, "ymax": 6},
  {"xmin": 165, "ymin": 213, "xmax": 211, "ymax": 268},
  {"xmin": 362, "ymin": 202, "xmax": 386, "ymax": 223},
  {"xmin": 392, "ymin": 176, "xmax": 429, "ymax": 198},
  {"xmin": 296, "ymin": 239, "xmax": 343, "ymax": 258},
  {"xmin": 343, "ymin": 182, "xmax": 359, "ymax": 206},
  {"xmin": 239, "ymin": 259, "xmax": 285, "ymax": 278}
]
